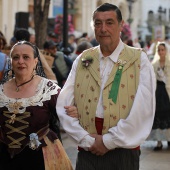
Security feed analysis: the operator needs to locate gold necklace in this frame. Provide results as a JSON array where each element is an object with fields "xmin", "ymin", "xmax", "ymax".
[{"xmin": 15, "ymin": 75, "xmax": 34, "ymax": 92}]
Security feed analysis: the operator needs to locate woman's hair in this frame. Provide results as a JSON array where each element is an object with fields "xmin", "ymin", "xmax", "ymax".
[
  {"xmin": 1, "ymin": 41, "xmax": 46, "ymax": 83},
  {"xmin": 10, "ymin": 41, "xmax": 38, "ymax": 59}
]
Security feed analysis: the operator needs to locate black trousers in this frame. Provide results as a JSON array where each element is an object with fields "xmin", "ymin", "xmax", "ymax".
[{"xmin": 76, "ymin": 148, "xmax": 140, "ymax": 170}]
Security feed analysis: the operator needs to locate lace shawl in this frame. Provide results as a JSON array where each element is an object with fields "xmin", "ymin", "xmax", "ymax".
[{"xmin": 0, "ymin": 78, "xmax": 60, "ymax": 113}]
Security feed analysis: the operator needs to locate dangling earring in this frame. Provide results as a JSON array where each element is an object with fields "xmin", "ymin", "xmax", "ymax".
[
  {"xmin": 32, "ymin": 68, "xmax": 36, "ymax": 77},
  {"xmin": 8, "ymin": 70, "xmax": 13, "ymax": 80}
]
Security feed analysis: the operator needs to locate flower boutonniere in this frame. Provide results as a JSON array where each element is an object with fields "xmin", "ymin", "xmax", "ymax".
[
  {"xmin": 81, "ymin": 56, "xmax": 93, "ymax": 68},
  {"xmin": 117, "ymin": 59, "xmax": 127, "ymax": 70}
]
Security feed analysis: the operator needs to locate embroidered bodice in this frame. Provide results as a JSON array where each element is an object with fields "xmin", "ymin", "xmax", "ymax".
[{"xmin": 0, "ymin": 78, "xmax": 60, "ymax": 157}]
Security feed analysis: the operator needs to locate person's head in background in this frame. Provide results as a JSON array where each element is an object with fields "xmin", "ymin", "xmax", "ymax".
[
  {"xmin": 127, "ymin": 39, "xmax": 133, "ymax": 47},
  {"xmin": 76, "ymin": 41, "xmax": 93, "ymax": 55},
  {"xmin": 0, "ymin": 32, "xmax": 7, "ymax": 50},
  {"xmin": 29, "ymin": 34, "xmax": 36, "ymax": 45},
  {"xmin": 152, "ymin": 42, "xmax": 170, "ymax": 64},
  {"xmin": 81, "ymin": 32, "xmax": 88, "ymax": 38},
  {"xmin": 14, "ymin": 28, "xmax": 30, "ymax": 42},
  {"xmin": 157, "ymin": 42, "xmax": 168, "ymax": 61},
  {"xmin": 47, "ymin": 31, "xmax": 59, "ymax": 43},
  {"xmin": 68, "ymin": 34, "xmax": 76, "ymax": 45},
  {"xmin": 43, "ymin": 40, "xmax": 57, "ymax": 55},
  {"xmin": 9, "ymin": 37, "xmax": 17, "ymax": 48}
]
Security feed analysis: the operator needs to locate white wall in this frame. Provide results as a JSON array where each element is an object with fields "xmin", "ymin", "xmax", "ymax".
[{"xmin": 0, "ymin": 0, "xmax": 29, "ymax": 44}]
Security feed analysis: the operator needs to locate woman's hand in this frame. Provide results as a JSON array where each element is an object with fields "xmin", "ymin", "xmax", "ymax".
[{"xmin": 64, "ymin": 106, "xmax": 79, "ymax": 118}]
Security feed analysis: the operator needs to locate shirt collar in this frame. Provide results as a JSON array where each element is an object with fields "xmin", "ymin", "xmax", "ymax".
[{"xmin": 98, "ymin": 39, "xmax": 124, "ymax": 63}]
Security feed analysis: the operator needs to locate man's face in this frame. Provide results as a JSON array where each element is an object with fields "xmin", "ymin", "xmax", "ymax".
[{"xmin": 93, "ymin": 11, "xmax": 123, "ymax": 48}]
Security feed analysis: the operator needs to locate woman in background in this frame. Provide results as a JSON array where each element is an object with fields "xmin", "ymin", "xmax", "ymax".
[{"xmin": 148, "ymin": 42, "xmax": 170, "ymax": 150}]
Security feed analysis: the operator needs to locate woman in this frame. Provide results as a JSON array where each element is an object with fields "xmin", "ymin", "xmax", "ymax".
[
  {"xmin": 0, "ymin": 41, "xmax": 76, "ymax": 169},
  {"xmin": 148, "ymin": 42, "xmax": 170, "ymax": 150}
]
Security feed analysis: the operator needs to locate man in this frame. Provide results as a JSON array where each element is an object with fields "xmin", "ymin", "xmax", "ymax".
[
  {"xmin": 43, "ymin": 40, "xmax": 73, "ymax": 87},
  {"xmin": 56, "ymin": 3, "xmax": 156, "ymax": 170}
]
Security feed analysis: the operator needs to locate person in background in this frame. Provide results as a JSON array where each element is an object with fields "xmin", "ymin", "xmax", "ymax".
[
  {"xmin": 147, "ymin": 42, "xmax": 170, "ymax": 150},
  {"xmin": 9, "ymin": 37, "xmax": 17, "ymax": 48},
  {"xmin": 121, "ymin": 35, "xmax": 129, "ymax": 44},
  {"xmin": 0, "ymin": 35, "xmax": 9, "ymax": 82},
  {"xmin": 69, "ymin": 40, "xmax": 93, "ymax": 61},
  {"xmin": 68, "ymin": 34, "xmax": 77, "ymax": 53},
  {"xmin": 56, "ymin": 3, "xmax": 156, "ymax": 170},
  {"xmin": 138, "ymin": 36, "xmax": 145, "ymax": 48},
  {"xmin": 0, "ymin": 41, "xmax": 77, "ymax": 170},
  {"xmin": 0, "ymin": 31, "xmax": 7, "ymax": 50},
  {"xmin": 90, "ymin": 37, "xmax": 99, "ymax": 47},
  {"xmin": 133, "ymin": 38, "xmax": 141, "ymax": 48},
  {"xmin": 127, "ymin": 39, "xmax": 134, "ymax": 47},
  {"xmin": 29, "ymin": 34, "xmax": 36, "ymax": 45},
  {"xmin": 43, "ymin": 40, "xmax": 73, "ymax": 88},
  {"xmin": 147, "ymin": 36, "xmax": 163, "ymax": 60},
  {"xmin": 80, "ymin": 32, "xmax": 88, "ymax": 39},
  {"xmin": 47, "ymin": 31, "xmax": 59, "ymax": 43}
]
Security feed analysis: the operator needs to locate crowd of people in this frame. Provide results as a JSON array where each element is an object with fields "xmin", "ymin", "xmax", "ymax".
[{"xmin": 0, "ymin": 2, "xmax": 170, "ymax": 170}]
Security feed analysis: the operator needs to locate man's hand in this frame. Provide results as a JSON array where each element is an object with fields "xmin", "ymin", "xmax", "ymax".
[
  {"xmin": 64, "ymin": 106, "xmax": 79, "ymax": 118},
  {"xmin": 89, "ymin": 134, "xmax": 109, "ymax": 156}
]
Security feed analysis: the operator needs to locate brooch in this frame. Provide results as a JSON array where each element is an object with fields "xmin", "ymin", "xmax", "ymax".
[
  {"xmin": 81, "ymin": 56, "xmax": 93, "ymax": 68},
  {"xmin": 29, "ymin": 133, "xmax": 41, "ymax": 150}
]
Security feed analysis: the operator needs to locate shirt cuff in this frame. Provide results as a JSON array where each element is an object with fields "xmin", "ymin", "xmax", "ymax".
[
  {"xmin": 103, "ymin": 133, "xmax": 117, "ymax": 150},
  {"xmin": 78, "ymin": 135, "xmax": 95, "ymax": 151}
]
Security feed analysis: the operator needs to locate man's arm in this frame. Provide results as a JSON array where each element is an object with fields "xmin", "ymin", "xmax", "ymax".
[
  {"xmin": 56, "ymin": 55, "xmax": 95, "ymax": 149},
  {"xmin": 101, "ymin": 51, "xmax": 156, "ymax": 150}
]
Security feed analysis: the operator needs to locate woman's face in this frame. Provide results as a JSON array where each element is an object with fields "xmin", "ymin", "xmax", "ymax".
[
  {"xmin": 11, "ymin": 44, "xmax": 38, "ymax": 78},
  {"xmin": 158, "ymin": 44, "xmax": 166, "ymax": 59}
]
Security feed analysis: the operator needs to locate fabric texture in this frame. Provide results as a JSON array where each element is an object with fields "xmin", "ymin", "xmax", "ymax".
[
  {"xmin": 42, "ymin": 137, "xmax": 73, "ymax": 170},
  {"xmin": 0, "ymin": 78, "xmax": 70, "ymax": 170},
  {"xmin": 56, "ymin": 40, "xmax": 156, "ymax": 150},
  {"xmin": 74, "ymin": 45, "xmax": 141, "ymax": 134},
  {"xmin": 153, "ymin": 80, "xmax": 170, "ymax": 129},
  {"xmin": 76, "ymin": 149, "xmax": 140, "ymax": 170}
]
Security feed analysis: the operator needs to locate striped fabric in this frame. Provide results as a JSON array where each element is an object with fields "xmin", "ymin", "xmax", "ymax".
[{"xmin": 76, "ymin": 148, "xmax": 140, "ymax": 170}]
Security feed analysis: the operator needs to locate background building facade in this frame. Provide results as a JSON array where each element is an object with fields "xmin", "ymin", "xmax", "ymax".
[{"xmin": 0, "ymin": 0, "xmax": 170, "ymax": 45}]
